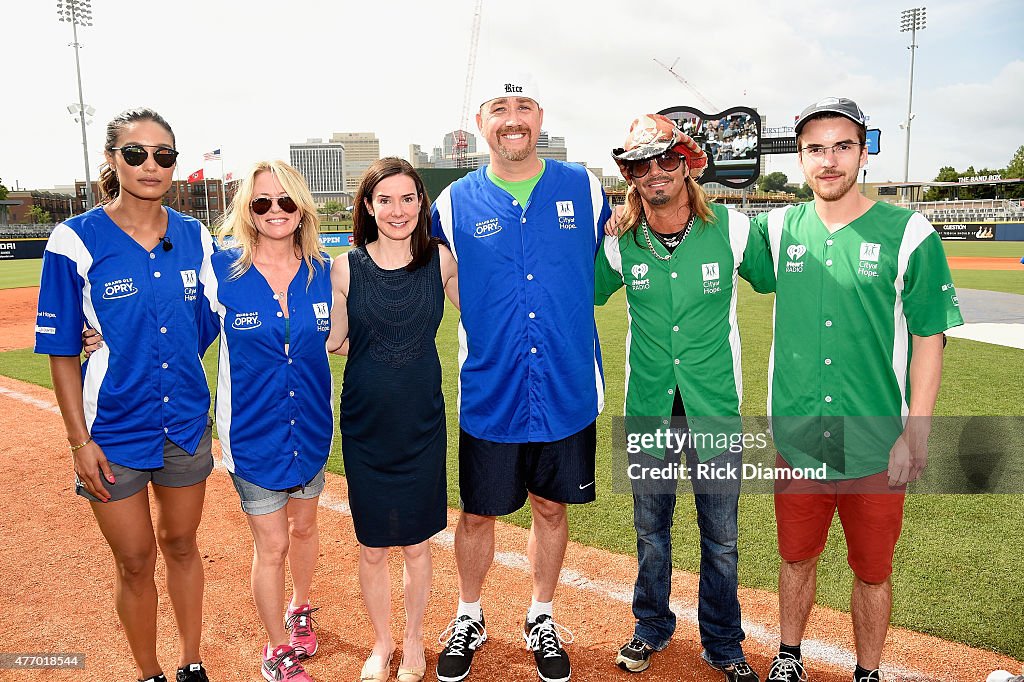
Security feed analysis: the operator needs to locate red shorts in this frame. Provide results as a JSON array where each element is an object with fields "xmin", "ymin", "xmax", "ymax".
[{"xmin": 773, "ymin": 455, "xmax": 906, "ymax": 584}]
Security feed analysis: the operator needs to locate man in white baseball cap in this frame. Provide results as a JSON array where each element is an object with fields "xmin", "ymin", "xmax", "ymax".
[{"xmin": 431, "ymin": 74, "xmax": 610, "ymax": 682}]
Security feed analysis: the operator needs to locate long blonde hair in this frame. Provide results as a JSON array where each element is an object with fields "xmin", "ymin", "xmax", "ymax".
[
  {"xmin": 621, "ymin": 173, "xmax": 716, "ymax": 239},
  {"xmin": 217, "ymin": 160, "xmax": 324, "ymax": 284}
]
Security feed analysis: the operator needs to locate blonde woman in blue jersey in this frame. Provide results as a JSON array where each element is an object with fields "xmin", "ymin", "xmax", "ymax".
[
  {"xmin": 205, "ymin": 161, "xmax": 332, "ymax": 682},
  {"xmin": 35, "ymin": 108, "xmax": 217, "ymax": 682}
]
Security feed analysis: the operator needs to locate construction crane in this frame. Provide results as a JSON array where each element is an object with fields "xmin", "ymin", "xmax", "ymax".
[
  {"xmin": 653, "ymin": 57, "xmax": 719, "ymax": 112},
  {"xmin": 455, "ymin": 0, "xmax": 483, "ymax": 168}
]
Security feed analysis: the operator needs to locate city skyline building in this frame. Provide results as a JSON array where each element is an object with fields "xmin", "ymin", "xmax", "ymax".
[
  {"xmin": 331, "ymin": 132, "xmax": 380, "ymax": 193},
  {"xmin": 289, "ymin": 138, "xmax": 347, "ymax": 203}
]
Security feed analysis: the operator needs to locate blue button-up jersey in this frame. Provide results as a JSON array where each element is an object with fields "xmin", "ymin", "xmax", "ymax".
[
  {"xmin": 34, "ymin": 206, "xmax": 218, "ymax": 468},
  {"xmin": 202, "ymin": 248, "xmax": 334, "ymax": 490},
  {"xmin": 431, "ymin": 160, "xmax": 610, "ymax": 443}
]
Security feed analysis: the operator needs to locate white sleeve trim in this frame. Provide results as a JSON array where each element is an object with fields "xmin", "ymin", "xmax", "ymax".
[{"xmin": 435, "ymin": 187, "xmax": 457, "ymax": 262}]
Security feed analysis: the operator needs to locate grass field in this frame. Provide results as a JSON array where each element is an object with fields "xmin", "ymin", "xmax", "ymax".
[
  {"xmin": 2, "ymin": 272, "xmax": 1022, "ymax": 657},
  {"xmin": 942, "ymin": 241, "xmax": 1024, "ymax": 258}
]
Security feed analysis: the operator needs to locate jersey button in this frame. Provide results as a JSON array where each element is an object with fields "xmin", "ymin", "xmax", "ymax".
[
  {"xmin": 289, "ymin": 390, "xmax": 295, "ymax": 397},
  {"xmin": 277, "ymin": 311, "xmax": 283, "ymax": 317},
  {"xmin": 290, "ymin": 419, "xmax": 296, "ymax": 425},
  {"xmin": 667, "ymin": 389, "xmax": 673, "ymax": 395},
  {"xmin": 826, "ymin": 239, "xmax": 834, "ymax": 246},
  {"xmin": 521, "ymin": 217, "xmax": 527, "ymax": 223},
  {"xmin": 824, "ymin": 358, "xmax": 832, "ymax": 365},
  {"xmin": 674, "ymin": 359, "xmax": 680, "ymax": 365},
  {"xmin": 149, "ymin": 253, "xmax": 156, "ymax": 260},
  {"xmin": 287, "ymin": 358, "xmax": 293, "ymax": 365},
  {"xmin": 160, "ymin": 327, "xmax": 167, "ymax": 334},
  {"xmin": 154, "ymin": 271, "xmax": 161, "ymax": 278},
  {"xmin": 163, "ymin": 396, "xmax": 169, "ymax": 403},
  {"xmin": 671, "ymin": 272, "xmax": 678, "ymax": 279},
  {"xmin": 824, "ymin": 395, "xmax": 833, "ymax": 403},
  {"xmin": 529, "ymin": 312, "xmax": 536, "ymax": 319},
  {"xmin": 526, "ymin": 273, "xmax": 534, "ymax": 280},
  {"xmin": 824, "ymin": 431, "xmax": 832, "ymax": 438},
  {"xmin": 161, "ymin": 362, "xmax": 168, "ymax": 369},
  {"xmin": 512, "ymin": 200, "xmax": 519, "ymax": 206},
  {"xmin": 825, "ymin": 259, "xmax": 833, "ymax": 266},
  {"xmin": 293, "ymin": 450, "xmax": 298, "ymax": 456},
  {"xmin": 530, "ymin": 347, "xmax": 537, "ymax": 354},
  {"xmin": 825, "ymin": 320, "xmax": 833, "ymax": 328},
  {"xmin": 672, "ymin": 325, "xmax": 679, "ymax": 332}
]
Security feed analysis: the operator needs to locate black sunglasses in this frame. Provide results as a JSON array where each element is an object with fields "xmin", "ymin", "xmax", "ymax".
[
  {"xmin": 628, "ymin": 151, "xmax": 683, "ymax": 179},
  {"xmin": 251, "ymin": 196, "xmax": 299, "ymax": 215},
  {"xmin": 109, "ymin": 144, "xmax": 179, "ymax": 169}
]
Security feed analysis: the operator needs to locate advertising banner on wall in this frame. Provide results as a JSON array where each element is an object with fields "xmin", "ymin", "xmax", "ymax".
[
  {"xmin": 0, "ymin": 238, "xmax": 47, "ymax": 260},
  {"xmin": 933, "ymin": 223, "xmax": 998, "ymax": 241}
]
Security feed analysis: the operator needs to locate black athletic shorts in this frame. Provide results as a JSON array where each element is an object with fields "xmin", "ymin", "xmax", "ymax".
[{"xmin": 458, "ymin": 421, "xmax": 597, "ymax": 516}]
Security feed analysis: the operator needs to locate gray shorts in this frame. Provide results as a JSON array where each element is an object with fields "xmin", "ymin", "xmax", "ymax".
[
  {"xmin": 229, "ymin": 465, "xmax": 327, "ymax": 516},
  {"xmin": 75, "ymin": 423, "xmax": 215, "ymax": 503}
]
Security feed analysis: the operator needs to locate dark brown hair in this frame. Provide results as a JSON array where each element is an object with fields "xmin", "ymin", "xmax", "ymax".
[
  {"xmin": 98, "ymin": 108, "xmax": 176, "ymax": 203},
  {"xmin": 352, "ymin": 157, "xmax": 439, "ymax": 271}
]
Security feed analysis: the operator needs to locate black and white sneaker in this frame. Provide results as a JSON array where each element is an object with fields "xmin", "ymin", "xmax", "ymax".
[
  {"xmin": 524, "ymin": 614, "xmax": 574, "ymax": 682},
  {"xmin": 615, "ymin": 636, "xmax": 655, "ymax": 673},
  {"xmin": 767, "ymin": 653, "xmax": 807, "ymax": 682},
  {"xmin": 139, "ymin": 675, "xmax": 167, "ymax": 682},
  {"xmin": 704, "ymin": 657, "xmax": 761, "ymax": 682},
  {"xmin": 436, "ymin": 613, "xmax": 487, "ymax": 682},
  {"xmin": 175, "ymin": 663, "xmax": 209, "ymax": 682}
]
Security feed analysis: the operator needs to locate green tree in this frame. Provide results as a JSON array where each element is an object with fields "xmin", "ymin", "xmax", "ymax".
[
  {"xmin": 0, "ymin": 178, "xmax": 8, "ymax": 201},
  {"xmin": 1002, "ymin": 145, "xmax": 1024, "ymax": 199},
  {"xmin": 25, "ymin": 205, "xmax": 52, "ymax": 224},
  {"xmin": 757, "ymin": 171, "xmax": 789, "ymax": 193},
  {"xmin": 923, "ymin": 166, "xmax": 959, "ymax": 201},
  {"xmin": 319, "ymin": 200, "xmax": 344, "ymax": 221}
]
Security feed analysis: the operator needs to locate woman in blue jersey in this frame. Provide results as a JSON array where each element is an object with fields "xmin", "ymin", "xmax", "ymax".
[
  {"xmin": 204, "ymin": 160, "xmax": 331, "ymax": 682},
  {"xmin": 328, "ymin": 157, "xmax": 459, "ymax": 682},
  {"xmin": 34, "ymin": 108, "xmax": 217, "ymax": 682}
]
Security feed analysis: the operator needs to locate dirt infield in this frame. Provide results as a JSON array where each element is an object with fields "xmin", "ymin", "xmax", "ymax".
[
  {"xmin": 0, "ymin": 376, "xmax": 1021, "ymax": 681},
  {"xmin": 0, "ymin": 287, "xmax": 38, "ymax": 351},
  {"xmin": 947, "ymin": 256, "xmax": 1023, "ymax": 271}
]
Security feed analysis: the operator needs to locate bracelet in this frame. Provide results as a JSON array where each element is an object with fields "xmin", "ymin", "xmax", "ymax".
[{"xmin": 69, "ymin": 436, "xmax": 93, "ymax": 452}]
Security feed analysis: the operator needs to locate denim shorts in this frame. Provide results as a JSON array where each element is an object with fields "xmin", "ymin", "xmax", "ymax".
[
  {"xmin": 229, "ymin": 465, "xmax": 326, "ymax": 516},
  {"xmin": 75, "ymin": 423, "xmax": 214, "ymax": 503}
]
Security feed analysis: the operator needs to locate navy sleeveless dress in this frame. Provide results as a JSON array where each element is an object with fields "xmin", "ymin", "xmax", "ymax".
[{"xmin": 340, "ymin": 245, "xmax": 447, "ymax": 547}]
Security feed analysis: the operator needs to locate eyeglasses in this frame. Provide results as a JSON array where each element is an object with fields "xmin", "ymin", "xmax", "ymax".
[
  {"xmin": 628, "ymin": 151, "xmax": 683, "ymax": 179},
  {"xmin": 799, "ymin": 142, "xmax": 863, "ymax": 160},
  {"xmin": 109, "ymin": 144, "xmax": 179, "ymax": 168},
  {"xmin": 250, "ymin": 196, "xmax": 298, "ymax": 215}
]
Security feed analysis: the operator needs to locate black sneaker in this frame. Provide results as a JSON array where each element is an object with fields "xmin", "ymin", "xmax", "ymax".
[
  {"xmin": 767, "ymin": 653, "xmax": 807, "ymax": 682},
  {"xmin": 524, "ymin": 614, "xmax": 574, "ymax": 682},
  {"xmin": 705, "ymin": 657, "xmax": 761, "ymax": 682},
  {"xmin": 615, "ymin": 636, "xmax": 655, "ymax": 673},
  {"xmin": 436, "ymin": 613, "xmax": 487, "ymax": 682},
  {"xmin": 176, "ymin": 663, "xmax": 209, "ymax": 682},
  {"xmin": 139, "ymin": 676, "xmax": 167, "ymax": 682}
]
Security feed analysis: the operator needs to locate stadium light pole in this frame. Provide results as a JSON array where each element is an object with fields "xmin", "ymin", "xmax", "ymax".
[
  {"xmin": 58, "ymin": 0, "xmax": 95, "ymax": 210},
  {"xmin": 900, "ymin": 7, "xmax": 926, "ymax": 186}
]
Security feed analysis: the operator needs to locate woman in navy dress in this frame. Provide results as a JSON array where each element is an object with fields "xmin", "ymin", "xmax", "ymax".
[{"xmin": 328, "ymin": 157, "xmax": 459, "ymax": 682}]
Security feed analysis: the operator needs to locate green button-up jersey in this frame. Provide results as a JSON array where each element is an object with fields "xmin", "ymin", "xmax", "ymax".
[
  {"xmin": 752, "ymin": 201, "xmax": 964, "ymax": 479},
  {"xmin": 595, "ymin": 202, "xmax": 775, "ymax": 460}
]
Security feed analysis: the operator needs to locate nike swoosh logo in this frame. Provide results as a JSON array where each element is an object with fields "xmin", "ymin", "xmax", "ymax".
[{"xmin": 578, "ymin": 481, "xmax": 595, "ymax": 490}]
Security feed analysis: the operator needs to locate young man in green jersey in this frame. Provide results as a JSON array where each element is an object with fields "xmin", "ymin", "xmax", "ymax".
[
  {"xmin": 755, "ymin": 98, "xmax": 964, "ymax": 682},
  {"xmin": 596, "ymin": 114, "xmax": 774, "ymax": 682}
]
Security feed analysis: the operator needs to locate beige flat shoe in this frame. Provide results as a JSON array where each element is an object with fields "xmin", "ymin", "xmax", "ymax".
[
  {"xmin": 395, "ymin": 663, "xmax": 426, "ymax": 682},
  {"xmin": 359, "ymin": 652, "xmax": 393, "ymax": 681}
]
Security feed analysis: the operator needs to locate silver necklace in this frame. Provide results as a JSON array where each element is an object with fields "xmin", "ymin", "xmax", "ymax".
[{"xmin": 640, "ymin": 214, "xmax": 695, "ymax": 261}]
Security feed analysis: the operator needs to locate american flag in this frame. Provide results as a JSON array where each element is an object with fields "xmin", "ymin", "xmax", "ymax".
[{"xmin": 203, "ymin": 149, "xmax": 221, "ymax": 161}]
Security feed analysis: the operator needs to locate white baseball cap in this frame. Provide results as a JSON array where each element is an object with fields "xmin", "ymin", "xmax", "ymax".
[{"xmin": 475, "ymin": 73, "xmax": 541, "ymax": 109}]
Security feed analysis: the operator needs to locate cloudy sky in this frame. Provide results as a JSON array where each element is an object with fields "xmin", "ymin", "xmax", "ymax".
[{"xmin": 3, "ymin": 0, "xmax": 1022, "ymax": 193}]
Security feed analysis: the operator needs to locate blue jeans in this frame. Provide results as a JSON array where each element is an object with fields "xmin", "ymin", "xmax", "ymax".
[{"xmin": 629, "ymin": 439, "xmax": 746, "ymax": 666}]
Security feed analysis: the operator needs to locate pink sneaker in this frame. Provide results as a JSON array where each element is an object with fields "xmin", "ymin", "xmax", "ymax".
[
  {"xmin": 262, "ymin": 643, "xmax": 313, "ymax": 681},
  {"xmin": 286, "ymin": 604, "xmax": 320, "ymax": 659}
]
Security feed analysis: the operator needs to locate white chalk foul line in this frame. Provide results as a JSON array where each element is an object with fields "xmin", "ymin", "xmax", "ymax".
[{"xmin": 2, "ymin": 389, "xmax": 934, "ymax": 680}]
